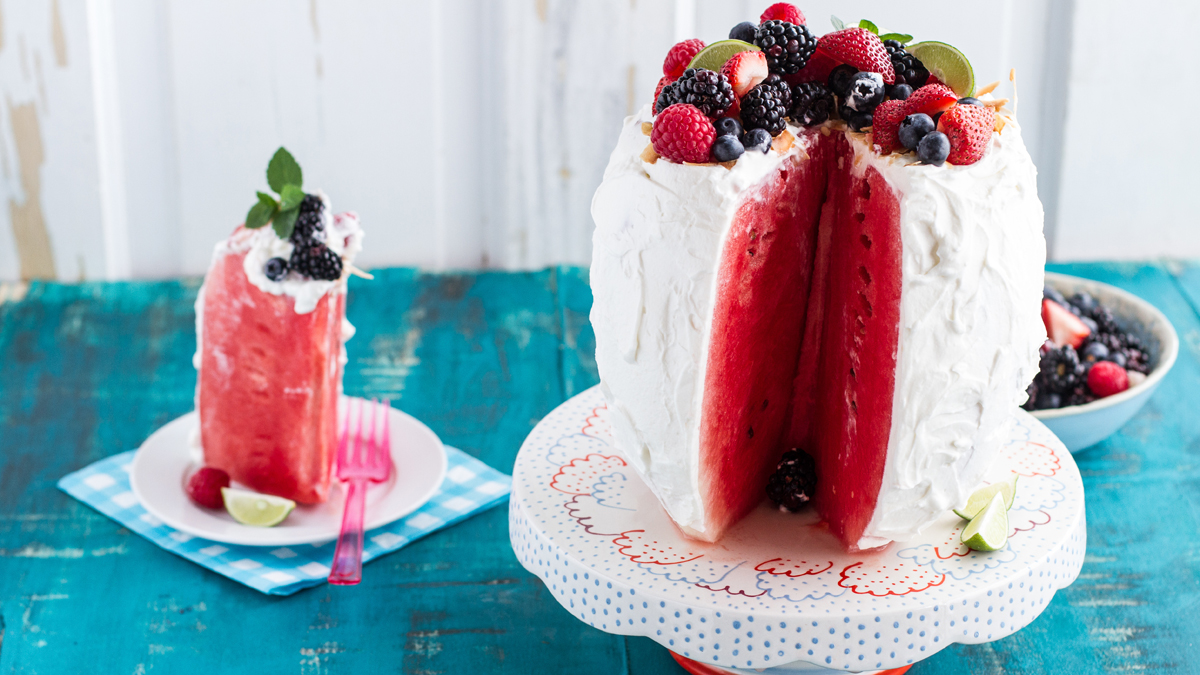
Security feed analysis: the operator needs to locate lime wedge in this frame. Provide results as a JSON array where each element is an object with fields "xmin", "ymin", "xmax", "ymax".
[
  {"xmin": 222, "ymin": 488, "xmax": 295, "ymax": 527},
  {"xmin": 687, "ymin": 40, "xmax": 760, "ymax": 72},
  {"xmin": 907, "ymin": 41, "xmax": 975, "ymax": 98},
  {"xmin": 961, "ymin": 492, "xmax": 1009, "ymax": 552},
  {"xmin": 953, "ymin": 473, "xmax": 1018, "ymax": 520}
]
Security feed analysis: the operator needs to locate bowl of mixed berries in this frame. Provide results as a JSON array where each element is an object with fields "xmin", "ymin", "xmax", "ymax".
[{"xmin": 1024, "ymin": 272, "xmax": 1178, "ymax": 452}]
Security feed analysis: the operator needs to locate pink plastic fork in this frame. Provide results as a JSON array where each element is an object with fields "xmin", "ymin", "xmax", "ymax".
[{"xmin": 329, "ymin": 397, "xmax": 392, "ymax": 585}]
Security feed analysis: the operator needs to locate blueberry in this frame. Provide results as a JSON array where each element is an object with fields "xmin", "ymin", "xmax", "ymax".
[
  {"xmin": 1035, "ymin": 390, "xmax": 1063, "ymax": 410},
  {"xmin": 887, "ymin": 84, "xmax": 913, "ymax": 101},
  {"xmin": 1081, "ymin": 341, "xmax": 1109, "ymax": 362},
  {"xmin": 1070, "ymin": 292, "xmax": 1098, "ymax": 317},
  {"xmin": 714, "ymin": 117, "xmax": 743, "ymax": 138},
  {"xmin": 742, "ymin": 128, "xmax": 771, "ymax": 153},
  {"xmin": 1080, "ymin": 316, "xmax": 1098, "ymax": 334},
  {"xmin": 729, "ymin": 21, "xmax": 757, "ymax": 43},
  {"xmin": 958, "ymin": 97, "xmax": 984, "ymax": 107},
  {"xmin": 843, "ymin": 72, "xmax": 886, "ymax": 113},
  {"xmin": 711, "ymin": 134, "xmax": 746, "ymax": 162},
  {"xmin": 264, "ymin": 257, "xmax": 288, "ymax": 282},
  {"xmin": 1044, "ymin": 285, "xmax": 1068, "ymax": 306},
  {"xmin": 917, "ymin": 131, "xmax": 950, "ymax": 165},
  {"xmin": 898, "ymin": 113, "xmax": 935, "ymax": 150},
  {"xmin": 1108, "ymin": 350, "xmax": 1128, "ymax": 369},
  {"xmin": 846, "ymin": 112, "xmax": 873, "ymax": 132},
  {"xmin": 827, "ymin": 64, "xmax": 858, "ymax": 97}
]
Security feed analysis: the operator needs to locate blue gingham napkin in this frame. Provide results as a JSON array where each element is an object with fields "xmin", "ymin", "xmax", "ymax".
[{"xmin": 58, "ymin": 447, "xmax": 510, "ymax": 595}]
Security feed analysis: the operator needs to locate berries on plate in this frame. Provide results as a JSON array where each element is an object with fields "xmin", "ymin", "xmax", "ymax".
[
  {"xmin": 663, "ymin": 39, "xmax": 707, "ymax": 79},
  {"xmin": 651, "ymin": 103, "xmax": 717, "ymax": 163},
  {"xmin": 789, "ymin": 82, "xmax": 835, "ymax": 126},
  {"xmin": 1087, "ymin": 361, "xmax": 1130, "ymax": 398},
  {"xmin": 187, "ymin": 467, "xmax": 231, "ymax": 509},
  {"xmin": 1040, "ymin": 344, "xmax": 1083, "ymax": 393},
  {"xmin": 753, "ymin": 20, "xmax": 817, "ymax": 75},
  {"xmin": 667, "ymin": 68, "xmax": 735, "ymax": 118},
  {"xmin": 760, "ymin": 2, "xmax": 805, "ymax": 26},
  {"xmin": 883, "ymin": 39, "xmax": 929, "ymax": 88},
  {"xmin": 1042, "ymin": 298, "xmax": 1091, "ymax": 348},
  {"xmin": 815, "ymin": 28, "xmax": 895, "ymax": 84},
  {"xmin": 871, "ymin": 99, "xmax": 907, "ymax": 154},
  {"xmin": 898, "ymin": 113, "xmax": 936, "ymax": 150},
  {"xmin": 938, "ymin": 102, "xmax": 996, "ymax": 165},
  {"xmin": 740, "ymin": 75, "xmax": 791, "ymax": 136},
  {"xmin": 720, "ymin": 50, "xmax": 769, "ymax": 97},
  {"xmin": 766, "ymin": 449, "xmax": 818, "ymax": 512}
]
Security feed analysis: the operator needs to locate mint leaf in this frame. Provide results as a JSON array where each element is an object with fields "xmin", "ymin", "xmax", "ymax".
[
  {"xmin": 279, "ymin": 184, "xmax": 305, "ymax": 212},
  {"xmin": 273, "ymin": 208, "xmax": 299, "ymax": 240},
  {"xmin": 859, "ymin": 19, "xmax": 879, "ymax": 34},
  {"xmin": 831, "ymin": 15, "xmax": 845, "ymax": 30},
  {"xmin": 246, "ymin": 193, "xmax": 278, "ymax": 229},
  {"xmin": 267, "ymin": 147, "xmax": 302, "ymax": 193},
  {"xmin": 879, "ymin": 32, "xmax": 914, "ymax": 44}
]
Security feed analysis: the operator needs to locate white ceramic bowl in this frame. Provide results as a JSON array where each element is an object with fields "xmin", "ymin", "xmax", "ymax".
[{"xmin": 1031, "ymin": 272, "xmax": 1178, "ymax": 453}]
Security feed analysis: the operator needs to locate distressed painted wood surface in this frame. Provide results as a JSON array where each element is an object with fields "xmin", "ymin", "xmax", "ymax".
[{"xmin": 0, "ymin": 264, "xmax": 1198, "ymax": 674}]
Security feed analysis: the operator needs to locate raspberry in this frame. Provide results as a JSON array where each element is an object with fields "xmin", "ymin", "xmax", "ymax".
[
  {"xmin": 741, "ymin": 75, "xmax": 791, "ymax": 136},
  {"xmin": 883, "ymin": 40, "xmax": 929, "ymax": 87},
  {"xmin": 651, "ymin": 104, "xmax": 716, "ymax": 163},
  {"xmin": 186, "ymin": 467, "xmax": 230, "ymax": 509},
  {"xmin": 937, "ymin": 103, "xmax": 996, "ymax": 165},
  {"xmin": 290, "ymin": 241, "xmax": 344, "ymax": 281},
  {"xmin": 667, "ymin": 68, "xmax": 735, "ymax": 118},
  {"xmin": 766, "ymin": 449, "xmax": 817, "ymax": 512},
  {"xmin": 871, "ymin": 99, "xmax": 907, "ymax": 154},
  {"xmin": 753, "ymin": 20, "xmax": 817, "ymax": 75},
  {"xmin": 789, "ymin": 81, "xmax": 834, "ymax": 126},
  {"xmin": 663, "ymin": 39, "xmax": 706, "ymax": 79},
  {"xmin": 760, "ymin": 2, "xmax": 806, "ymax": 26},
  {"xmin": 815, "ymin": 28, "xmax": 895, "ymax": 84},
  {"xmin": 1087, "ymin": 361, "xmax": 1129, "ymax": 398}
]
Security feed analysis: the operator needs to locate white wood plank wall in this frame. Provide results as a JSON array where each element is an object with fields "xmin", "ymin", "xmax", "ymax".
[{"xmin": 0, "ymin": 0, "xmax": 1193, "ymax": 281}]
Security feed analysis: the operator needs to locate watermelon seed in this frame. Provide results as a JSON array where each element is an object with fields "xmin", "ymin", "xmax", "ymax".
[
  {"xmin": 854, "ymin": 212, "xmax": 865, "ymax": 223},
  {"xmin": 748, "ymin": 427, "xmax": 755, "ymax": 438},
  {"xmin": 858, "ymin": 266, "xmax": 872, "ymax": 285},
  {"xmin": 861, "ymin": 234, "xmax": 872, "ymax": 249}
]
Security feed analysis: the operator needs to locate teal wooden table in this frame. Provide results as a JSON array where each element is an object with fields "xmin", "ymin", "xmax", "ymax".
[{"xmin": 1, "ymin": 263, "xmax": 1198, "ymax": 674}]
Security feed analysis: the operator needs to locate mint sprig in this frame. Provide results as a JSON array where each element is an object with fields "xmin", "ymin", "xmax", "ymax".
[
  {"xmin": 244, "ymin": 147, "xmax": 305, "ymax": 239},
  {"xmin": 879, "ymin": 32, "xmax": 914, "ymax": 44},
  {"xmin": 831, "ymin": 15, "xmax": 845, "ymax": 30},
  {"xmin": 858, "ymin": 19, "xmax": 879, "ymax": 34}
]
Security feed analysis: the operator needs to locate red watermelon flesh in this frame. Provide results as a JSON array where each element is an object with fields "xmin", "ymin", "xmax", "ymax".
[
  {"xmin": 693, "ymin": 130, "xmax": 830, "ymax": 541},
  {"xmin": 198, "ymin": 237, "xmax": 345, "ymax": 504}
]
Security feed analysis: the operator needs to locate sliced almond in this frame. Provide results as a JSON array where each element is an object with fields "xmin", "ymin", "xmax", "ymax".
[
  {"xmin": 347, "ymin": 264, "xmax": 374, "ymax": 280},
  {"xmin": 641, "ymin": 122, "xmax": 653, "ymax": 136},
  {"xmin": 719, "ymin": 160, "xmax": 737, "ymax": 170},
  {"xmin": 975, "ymin": 80, "xmax": 1000, "ymax": 97},
  {"xmin": 994, "ymin": 115, "xmax": 1008, "ymax": 134},
  {"xmin": 640, "ymin": 144, "xmax": 659, "ymax": 164},
  {"xmin": 771, "ymin": 130, "xmax": 795, "ymax": 154},
  {"xmin": 980, "ymin": 98, "xmax": 1009, "ymax": 110}
]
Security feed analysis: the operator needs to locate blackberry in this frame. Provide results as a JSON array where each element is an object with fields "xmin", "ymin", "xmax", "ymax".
[
  {"xmin": 654, "ymin": 81, "xmax": 679, "ymax": 114},
  {"xmin": 290, "ymin": 242, "xmax": 343, "ymax": 281},
  {"xmin": 827, "ymin": 64, "xmax": 858, "ymax": 97},
  {"xmin": 789, "ymin": 82, "xmax": 835, "ymax": 126},
  {"xmin": 290, "ymin": 193, "xmax": 327, "ymax": 244},
  {"xmin": 753, "ymin": 20, "xmax": 817, "ymax": 75},
  {"xmin": 1040, "ymin": 344, "xmax": 1083, "ymax": 393},
  {"xmin": 1092, "ymin": 305, "xmax": 1120, "ymax": 335},
  {"xmin": 1069, "ymin": 291, "xmax": 1098, "ymax": 317},
  {"xmin": 766, "ymin": 449, "xmax": 818, "ymax": 512},
  {"xmin": 1021, "ymin": 379, "xmax": 1039, "ymax": 411},
  {"xmin": 883, "ymin": 40, "xmax": 929, "ymax": 87},
  {"xmin": 741, "ymin": 76, "xmax": 791, "ymax": 136},
  {"xmin": 667, "ymin": 68, "xmax": 735, "ymax": 118}
]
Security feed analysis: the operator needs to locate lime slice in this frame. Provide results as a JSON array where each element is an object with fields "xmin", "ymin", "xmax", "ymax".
[
  {"xmin": 961, "ymin": 492, "xmax": 1009, "ymax": 552},
  {"xmin": 687, "ymin": 40, "xmax": 760, "ymax": 72},
  {"xmin": 907, "ymin": 41, "xmax": 975, "ymax": 98},
  {"xmin": 953, "ymin": 473, "xmax": 1018, "ymax": 520},
  {"xmin": 222, "ymin": 488, "xmax": 295, "ymax": 527}
]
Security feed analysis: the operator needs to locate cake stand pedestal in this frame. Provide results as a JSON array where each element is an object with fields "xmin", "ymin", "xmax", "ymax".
[{"xmin": 509, "ymin": 387, "xmax": 1086, "ymax": 674}]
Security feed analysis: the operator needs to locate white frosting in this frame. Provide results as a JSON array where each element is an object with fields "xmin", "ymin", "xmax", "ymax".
[{"xmin": 590, "ymin": 104, "xmax": 1045, "ymax": 546}]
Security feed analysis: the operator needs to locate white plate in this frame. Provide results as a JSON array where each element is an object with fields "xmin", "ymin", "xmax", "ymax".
[{"xmin": 130, "ymin": 397, "xmax": 447, "ymax": 546}]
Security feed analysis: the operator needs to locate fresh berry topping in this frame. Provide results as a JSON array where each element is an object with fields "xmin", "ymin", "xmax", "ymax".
[
  {"xmin": 742, "ymin": 127, "xmax": 772, "ymax": 153},
  {"xmin": 1040, "ymin": 344, "xmax": 1083, "ymax": 393},
  {"xmin": 898, "ymin": 113, "xmax": 936, "ymax": 150},
  {"xmin": 729, "ymin": 21, "xmax": 758, "ymax": 43},
  {"xmin": 1069, "ymin": 291, "xmax": 1098, "ymax": 316},
  {"xmin": 842, "ymin": 71, "xmax": 886, "ymax": 114},
  {"xmin": 651, "ymin": 103, "xmax": 717, "ymax": 163},
  {"xmin": 871, "ymin": 99, "xmax": 907, "ymax": 154},
  {"xmin": 957, "ymin": 97, "xmax": 983, "ymax": 107},
  {"xmin": 711, "ymin": 134, "xmax": 746, "ymax": 162},
  {"xmin": 760, "ymin": 3, "xmax": 806, "ymax": 25},
  {"xmin": 883, "ymin": 40, "xmax": 929, "ymax": 88},
  {"xmin": 791, "ymin": 49, "xmax": 840, "ymax": 84},
  {"xmin": 662, "ymin": 68, "xmax": 736, "ymax": 118},
  {"xmin": 916, "ymin": 130, "xmax": 950, "ymax": 165},
  {"xmin": 1042, "ymin": 298, "xmax": 1091, "ymax": 348},
  {"xmin": 887, "ymin": 83, "xmax": 913, "ymax": 100},
  {"xmin": 740, "ymin": 75, "xmax": 791, "ymax": 136},
  {"xmin": 903, "ymin": 83, "xmax": 958, "ymax": 117},
  {"xmin": 714, "ymin": 116, "xmax": 743, "ymax": 137},
  {"xmin": 846, "ymin": 112, "xmax": 873, "ymax": 132},
  {"xmin": 653, "ymin": 76, "xmax": 674, "ymax": 108},
  {"xmin": 789, "ymin": 82, "xmax": 835, "ymax": 126},
  {"xmin": 766, "ymin": 449, "xmax": 818, "ymax": 512},
  {"xmin": 827, "ymin": 64, "xmax": 858, "ymax": 96},
  {"xmin": 1044, "ymin": 285, "xmax": 1069, "ymax": 307},
  {"xmin": 937, "ymin": 102, "xmax": 996, "ymax": 165},
  {"xmin": 753, "ymin": 20, "xmax": 817, "ymax": 75},
  {"xmin": 722, "ymin": 95, "xmax": 742, "ymax": 120},
  {"xmin": 1087, "ymin": 361, "xmax": 1130, "ymax": 398},
  {"xmin": 1034, "ymin": 389, "xmax": 1062, "ymax": 410},
  {"xmin": 290, "ymin": 242, "xmax": 344, "ymax": 281},
  {"xmin": 655, "ymin": 80, "xmax": 679, "ymax": 114},
  {"xmin": 264, "ymin": 257, "xmax": 289, "ymax": 281},
  {"xmin": 1080, "ymin": 340, "xmax": 1110, "ymax": 363},
  {"xmin": 721, "ymin": 50, "xmax": 769, "ymax": 97},
  {"xmin": 186, "ymin": 467, "xmax": 231, "ymax": 509},
  {"xmin": 815, "ymin": 28, "xmax": 895, "ymax": 84},
  {"xmin": 663, "ymin": 39, "xmax": 707, "ymax": 79}
]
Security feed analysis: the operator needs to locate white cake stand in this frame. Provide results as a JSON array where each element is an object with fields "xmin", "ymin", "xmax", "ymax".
[{"xmin": 509, "ymin": 387, "xmax": 1085, "ymax": 674}]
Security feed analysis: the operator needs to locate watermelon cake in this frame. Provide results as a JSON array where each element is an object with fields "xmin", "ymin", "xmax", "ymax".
[
  {"xmin": 590, "ymin": 10, "xmax": 1045, "ymax": 550},
  {"xmin": 193, "ymin": 149, "xmax": 364, "ymax": 504}
]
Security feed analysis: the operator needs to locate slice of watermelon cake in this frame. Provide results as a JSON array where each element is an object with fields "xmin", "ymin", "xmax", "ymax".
[
  {"xmin": 193, "ymin": 150, "xmax": 364, "ymax": 504},
  {"xmin": 590, "ymin": 19, "xmax": 1045, "ymax": 549}
]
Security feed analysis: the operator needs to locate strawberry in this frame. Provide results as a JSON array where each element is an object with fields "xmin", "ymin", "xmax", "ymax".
[
  {"xmin": 663, "ymin": 39, "xmax": 706, "ymax": 79},
  {"xmin": 653, "ymin": 75, "xmax": 675, "ymax": 108},
  {"xmin": 760, "ymin": 2, "xmax": 805, "ymax": 25},
  {"xmin": 651, "ymin": 104, "xmax": 716, "ymax": 163},
  {"xmin": 721, "ymin": 50, "xmax": 768, "ymax": 97},
  {"xmin": 815, "ymin": 28, "xmax": 895, "ymax": 84},
  {"xmin": 789, "ymin": 49, "xmax": 839, "ymax": 84},
  {"xmin": 1087, "ymin": 361, "xmax": 1130, "ymax": 398},
  {"xmin": 903, "ymin": 83, "xmax": 958, "ymax": 117},
  {"xmin": 871, "ymin": 99, "xmax": 907, "ymax": 155},
  {"xmin": 937, "ymin": 103, "xmax": 996, "ymax": 165},
  {"xmin": 720, "ymin": 95, "xmax": 741, "ymax": 120},
  {"xmin": 1042, "ymin": 299, "xmax": 1090, "ymax": 349},
  {"xmin": 186, "ymin": 467, "xmax": 231, "ymax": 509}
]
